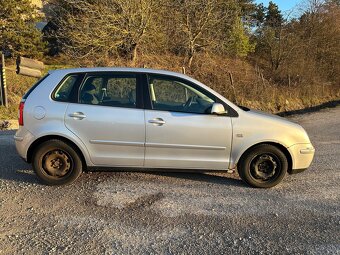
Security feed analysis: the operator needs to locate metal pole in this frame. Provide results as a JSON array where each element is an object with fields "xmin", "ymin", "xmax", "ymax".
[{"xmin": 0, "ymin": 52, "xmax": 8, "ymax": 107}]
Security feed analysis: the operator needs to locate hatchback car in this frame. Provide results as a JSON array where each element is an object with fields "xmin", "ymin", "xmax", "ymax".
[{"xmin": 14, "ymin": 68, "xmax": 315, "ymax": 188}]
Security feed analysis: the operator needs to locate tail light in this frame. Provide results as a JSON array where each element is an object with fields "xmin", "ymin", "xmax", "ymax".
[{"xmin": 18, "ymin": 101, "xmax": 25, "ymax": 126}]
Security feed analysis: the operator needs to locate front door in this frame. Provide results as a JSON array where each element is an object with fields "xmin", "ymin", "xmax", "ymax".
[
  {"xmin": 144, "ymin": 75, "xmax": 233, "ymax": 170},
  {"xmin": 64, "ymin": 72, "xmax": 145, "ymax": 167}
]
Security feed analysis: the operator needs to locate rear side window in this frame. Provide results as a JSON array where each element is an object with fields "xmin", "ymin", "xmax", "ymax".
[
  {"xmin": 23, "ymin": 74, "xmax": 49, "ymax": 100},
  {"xmin": 79, "ymin": 74, "xmax": 137, "ymax": 108},
  {"xmin": 53, "ymin": 75, "xmax": 79, "ymax": 102}
]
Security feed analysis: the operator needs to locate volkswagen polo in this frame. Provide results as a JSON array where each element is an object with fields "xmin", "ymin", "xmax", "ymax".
[{"xmin": 14, "ymin": 68, "xmax": 315, "ymax": 188}]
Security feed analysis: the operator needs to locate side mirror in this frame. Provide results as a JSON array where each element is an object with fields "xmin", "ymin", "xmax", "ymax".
[{"xmin": 211, "ymin": 103, "xmax": 226, "ymax": 115}]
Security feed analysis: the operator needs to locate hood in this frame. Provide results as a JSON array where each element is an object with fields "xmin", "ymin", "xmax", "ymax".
[
  {"xmin": 248, "ymin": 109, "xmax": 301, "ymax": 127},
  {"xmin": 237, "ymin": 109, "xmax": 312, "ymax": 146}
]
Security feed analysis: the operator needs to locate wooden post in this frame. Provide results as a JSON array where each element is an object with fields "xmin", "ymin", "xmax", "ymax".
[
  {"xmin": 322, "ymin": 84, "xmax": 325, "ymax": 96},
  {"xmin": 228, "ymin": 71, "xmax": 238, "ymax": 104},
  {"xmin": 181, "ymin": 66, "xmax": 186, "ymax": 74},
  {"xmin": 16, "ymin": 66, "xmax": 42, "ymax": 78},
  {"xmin": 16, "ymin": 56, "xmax": 44, "ymax": 78},
  {"xmin": 261, "ymin": 72, "xmax": 265, "ymax": 87},
  {"xmin": 0, "ymin": 52, "xmax": 8, "ymax": 108}
]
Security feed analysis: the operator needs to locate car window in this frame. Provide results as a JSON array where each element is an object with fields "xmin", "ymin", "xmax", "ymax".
[
  {"xmin": 149, "ymin": 76, "xmax": 215, "ymax": 114},
  {"xmin": 54, "ymin": 75, "xmax": 78, "ymax": 102},
  {"xmin": 79, "ymin": 74, "xmax": 137, "ymax": 108}
]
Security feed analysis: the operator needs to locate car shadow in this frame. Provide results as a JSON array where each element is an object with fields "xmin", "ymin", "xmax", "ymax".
[
  {"xmin": 147, "ymin": 171, "xmax": 246, "ymax": 187},
  {"xmin": 0, "ymin": 131, "xmax": 40, "ymax": 185},
  {"xmin": 277, "ymin": 99, "xmax": 340, "ymax": 117}
]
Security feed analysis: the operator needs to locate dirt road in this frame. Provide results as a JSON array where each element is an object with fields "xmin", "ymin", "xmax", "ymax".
[{"xmin": 0, "ymin": 107, "xmax": 339, "ymax": 254}]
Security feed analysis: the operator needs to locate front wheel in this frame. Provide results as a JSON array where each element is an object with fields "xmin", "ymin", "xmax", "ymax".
[
  {"xmin": 32, "ymin": 139, "xmax": 83, "ymax": 185},
  {"xmin": 238, "ymin": 144, "xmax": 288, "ymax": 188}
]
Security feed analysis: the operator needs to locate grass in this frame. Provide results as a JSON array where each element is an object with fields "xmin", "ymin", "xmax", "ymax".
[{"xmin": 1, "ymin": 54, "xmax": 339, "ymax": 121}]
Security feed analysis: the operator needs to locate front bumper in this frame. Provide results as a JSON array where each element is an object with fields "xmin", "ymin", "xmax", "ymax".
[
  {"xmin": 288, "ymin": 168, "xmax": 307, "ymax": 175},
  {"xmin": 287, "ymin": 143, "xmax": 315, "ymax": 173}
]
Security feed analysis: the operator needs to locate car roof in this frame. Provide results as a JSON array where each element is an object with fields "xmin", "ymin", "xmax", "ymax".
[{"xmin": 49, "ymin": 67, "xmax": 192, "ymax": 80}]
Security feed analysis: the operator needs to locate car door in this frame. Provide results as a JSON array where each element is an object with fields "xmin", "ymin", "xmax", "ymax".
[
  {"xmin": 64, "ymin": 72, "xmax": 145, "ymax": 167},
  {"xmin": 144, "ymin": 74, "xmax": 233, "ymax": 170}
]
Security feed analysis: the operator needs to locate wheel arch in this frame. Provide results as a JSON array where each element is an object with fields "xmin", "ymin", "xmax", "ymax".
[
  {"xmin": 26, "ymin": 135, "xmax": 87, "ymax": 170},
  {"xmin": 236, "ymin": 142, "xmax": 293, "ymax": 173}
]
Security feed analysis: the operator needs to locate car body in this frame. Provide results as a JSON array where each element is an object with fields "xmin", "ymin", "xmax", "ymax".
[{"xmin": 14, "ymin": 67, "xmax": 315, "ymax": 187}]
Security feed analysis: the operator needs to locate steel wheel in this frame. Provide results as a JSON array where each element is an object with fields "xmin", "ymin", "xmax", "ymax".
[
  {"xmin": 32, "ymin": 139, "xmax": 83, "ymax": 185},
  {"xmin": 42, "ymin": 149, "xmax": 73, "ymax": 178},
  {"xmin": 238, "ymin": 144, "xmax": 288, "ymax": 188},
  {"xmin": 250, "ymin": 153, "xmax": 281, "ymax": 182}
]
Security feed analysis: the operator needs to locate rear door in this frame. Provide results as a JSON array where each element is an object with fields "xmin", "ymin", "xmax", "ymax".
[
  {"xmin": 64, "ymin": 72, "xmax": 145, "ymax": 167},
  {"xmin": 144, "ymin": 74, "xmax": 233, "ymax": 170}
]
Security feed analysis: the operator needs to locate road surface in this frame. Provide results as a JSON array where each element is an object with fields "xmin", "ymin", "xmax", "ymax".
[{"xmin": 0, "ymin": 107, "xmax": 339, "ymax": 254}]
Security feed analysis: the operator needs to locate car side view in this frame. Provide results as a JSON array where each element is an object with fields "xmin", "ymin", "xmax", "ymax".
[{"xmin": 14, "ymin": 68, "xmax": 315, "ymax": 188}]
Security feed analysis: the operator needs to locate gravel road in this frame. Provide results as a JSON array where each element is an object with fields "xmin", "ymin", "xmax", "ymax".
[{"xmin": 0, "ymin": 107, "xmax": 339, "ymax": 255}]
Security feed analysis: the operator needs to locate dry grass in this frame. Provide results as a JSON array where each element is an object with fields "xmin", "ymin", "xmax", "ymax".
[
  {"xmin": 134, "ymin": 53, "xmax": 340, "ymax": 113},
  {"xmin": 1, "ymin": 54, "xmax": 339, "ymax": 121}
]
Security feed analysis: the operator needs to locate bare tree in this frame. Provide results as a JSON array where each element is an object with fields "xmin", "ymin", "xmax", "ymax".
[
  {"xmin": 47, "ymin": 0, "xmax": 157, "ymax": 64},
  {"xmin": 115, "ymin": 0, "xmax": 157, "ymax": 63},
  {"xmin": 164, "ymin": 0, "xmax": 234, "ymax": 67}
]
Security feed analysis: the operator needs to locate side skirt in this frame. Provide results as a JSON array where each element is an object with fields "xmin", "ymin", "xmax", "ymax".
[{"xmin": 85, "ymin": 166, "xmax": 236, "ymax": 174}]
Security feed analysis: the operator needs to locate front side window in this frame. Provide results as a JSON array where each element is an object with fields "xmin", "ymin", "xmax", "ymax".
[
  {"xmin": 149, "ymin": 75, "xmax": 215, "ymax": 114},
  {"xmin": 79, "ymin": 74, "xmax": 137, "ymax": 108}
]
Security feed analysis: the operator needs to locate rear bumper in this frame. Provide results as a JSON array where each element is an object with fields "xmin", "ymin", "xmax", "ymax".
[
  {"xmin": 14, "ymin": 127, "xmax": 35, "ymax": 162},
  {"xmin": 287, "ymin": 143, "xmax": 315, "ymax": 171}
]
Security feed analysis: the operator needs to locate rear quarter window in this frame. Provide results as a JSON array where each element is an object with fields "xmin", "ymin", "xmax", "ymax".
[
  {"xmin": 52, "ymin": 74, "xmax": 85, "ymax": 102},
  {"xmin": 53, "ymin": 75, "xmax": 79, "ymax": 102}
]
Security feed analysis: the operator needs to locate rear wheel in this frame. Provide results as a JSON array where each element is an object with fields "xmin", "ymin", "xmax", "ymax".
[
  {"xmin": 32, "ymin": 139, "xmax": 83, "ymax": 185},
  {"xmin": 238, "ymin": 144, "xmax": 288, "ymax": 188}
]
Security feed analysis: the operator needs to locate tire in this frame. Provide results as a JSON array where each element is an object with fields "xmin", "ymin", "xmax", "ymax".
[
  {"xmin": 32, "ymin": 139, "xmax": 83, "ymax": 185},
  {"xmin": 238, "ymin": 144, "xmax": 288, "ymax": 188}
]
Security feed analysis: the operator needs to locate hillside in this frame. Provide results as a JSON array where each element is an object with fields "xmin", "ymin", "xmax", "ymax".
[{"xmin": 1, "ymin": 54, "xmax": 339, "ymax": 123}]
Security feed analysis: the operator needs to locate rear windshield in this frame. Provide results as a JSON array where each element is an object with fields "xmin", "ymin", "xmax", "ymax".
[{"xmin": 22, "ymin": 74, "xmax": 49, "ymax": 100}]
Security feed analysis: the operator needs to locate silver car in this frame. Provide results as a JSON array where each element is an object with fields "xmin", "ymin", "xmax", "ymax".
[{"xmin": 14, "ymin": 68, "xmax": 315, "ymax": 188}]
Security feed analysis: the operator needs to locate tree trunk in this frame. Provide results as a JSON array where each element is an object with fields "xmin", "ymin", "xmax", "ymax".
[
  {"xmin": 187, "ymin": 42, "xmax": 195, "ymax": 68},
  {"xmin": 131, "ymin": 43, "xmax": 138, "ymax": 66},
  {"xmin": 188, "ymin": 54, "xmax": 194, "ymax": 68}
]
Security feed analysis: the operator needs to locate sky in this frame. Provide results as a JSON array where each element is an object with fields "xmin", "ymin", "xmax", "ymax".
[{"xmin": 255, "ymin": 0, "xmax": 302, "ymax": 12}]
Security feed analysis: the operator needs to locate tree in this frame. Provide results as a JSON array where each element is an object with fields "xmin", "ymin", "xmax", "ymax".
[
  {"xmin": 166, "ymin": 0, "xmax": 252, "ymax": 67},
  {"xmin": 252, "ymin": 0, "xmax": 340, "ymax": 87},
  {"xmin": 264, "ymin": 1, "xmax": 284, "ymax": 28},
  {"xmin": 292, "ymin": 0, "xmax": 340, "ymax": 84},
  {"xmin": 253, "ymin": 3, "xmax": 266, "ymax": 26},
  {"xmin": 253, "ymin": 1, "xmax": 287, "ymax": 74},
  {"xmin": 226, "ymin": 17, "xmax": 255, "ymax": 58},
  {"xmin": 0, "ymin": 0, "xmax": 45, "ymax": 58},
  {"xmin": 170, "ymin": 0, "xmax": 224, "ymax": 67},
  {"xmin": 222, "ymin": 1, "xmax": 256, "ymax": 58},
  {"xmin": 46, "ymin": 0, "xmax": 158, "ymax": 64}
]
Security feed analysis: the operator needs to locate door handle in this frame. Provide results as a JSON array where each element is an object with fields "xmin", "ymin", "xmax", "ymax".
[
  {"xmin": 148, "ymin": 118, "xmax": 166, "ymax": 126},
  {"xmin": 68, "ymin": 112, "xmax": 86, "ymax": 120}
]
